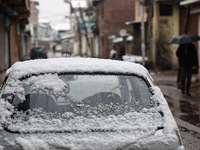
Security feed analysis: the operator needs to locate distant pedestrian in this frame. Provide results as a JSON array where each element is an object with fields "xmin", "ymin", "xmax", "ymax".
[
  {"xmin": 110, "ymin": 45, "xmax": 117, "ymax": 59},
  {"xmin": 176, "ymin": 43, "xmax": 199, "ymax": 96},
  {"xmin": 118, "ymin": 44, "xmax": 125, "ymax": 60},
  {"xmin": 52, "ymin": 44, "xmax": 56, "ymax": 54}
]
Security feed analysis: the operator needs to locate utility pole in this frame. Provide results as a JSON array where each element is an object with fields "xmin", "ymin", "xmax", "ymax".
[
  {"xmin": 79, "ymin": 6, "xmax": 92, "ymax": 57},
  {"xmin": 141, "ymin": 0, "xmax": 145, "ymax": 66},
  {"xmin": 65, "ymin": 0, "xmax": 82, "ymax": 56}
]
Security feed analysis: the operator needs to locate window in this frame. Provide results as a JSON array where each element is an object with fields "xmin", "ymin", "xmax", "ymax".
[
  {"xmin": 4, "ymin": 74, "xmax": 153, "ymax": 114},
  {"xmin": 159, "ymin": 4, "xmax": 173, "ymax": 16}
]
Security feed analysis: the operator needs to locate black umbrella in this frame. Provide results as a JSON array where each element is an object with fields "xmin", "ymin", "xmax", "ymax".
[{"xmin": 169, "ymin": 34, "xmax": 200, "ymax": 44}]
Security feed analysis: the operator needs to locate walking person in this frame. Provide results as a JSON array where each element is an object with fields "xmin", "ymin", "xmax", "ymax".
[
  {"xmin": 52, "ymin": 45, "xmax": 56, "ymax": 54},
  {"xmin": 118, "ymin": 44, "xmax": 125, "ymax": 61},
  {"xmin": 176, "ymin": 43, "xmax": 199, "ymax": 96},
  {"xmin": 110, "ymin": 45, "xmax": 117, "ymax": 59}
]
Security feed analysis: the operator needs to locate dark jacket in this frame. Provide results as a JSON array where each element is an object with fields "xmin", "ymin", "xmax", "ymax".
[{"xmin": 176, "ymin": 43, "xmax": 198, "ymax": 68}]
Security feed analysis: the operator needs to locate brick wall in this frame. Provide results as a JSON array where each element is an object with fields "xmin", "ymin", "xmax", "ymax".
[{"xmin": 96, "ymin": 0, "xmax": 135, "ymax": 58}]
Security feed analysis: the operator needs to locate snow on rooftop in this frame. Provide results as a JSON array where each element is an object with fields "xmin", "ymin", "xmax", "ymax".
[
  {"xmin": 52, "ymin": 23, "xmax": 70, "ymax": 31},
  {"xmin": 6, "ymin": 58, "xmax": 149, "ymax": 80},
  {"xmin": 71, "ymin": 0, "xmax": 87, "ymax": 8},
  {"xmin": 113, "ymin": 37, "xmax": 123, "ymax": 43},
  {"xmin": 39, "ymin": 19, "xmax": 50, "ymax": 24},
  {"xmin": 126, "ymin": 35, "xmax": 133, "ymax": 41},
  {"xmin": 123, "ymin": 55, "xmax": 148, "ymax": 63}
]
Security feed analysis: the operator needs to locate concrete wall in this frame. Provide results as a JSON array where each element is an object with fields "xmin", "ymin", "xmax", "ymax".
[{"xmin": 153, "ymin": 1, "xmax": 179, "ymax": 69}]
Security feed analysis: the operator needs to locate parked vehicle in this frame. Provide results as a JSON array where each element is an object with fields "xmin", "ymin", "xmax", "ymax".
[
  {"xmin": 30, "ymin": 47, "xmax": 48, "ymax": 59},
  {"xmin": 0, "ymin": 58, "xmax": 184, "ymax": 150},
  {"xmin": 55, "ymin": 44, "xmax": 63, "ymax": 52},
  {"xmin": 61, "ymin": 39, "xmax": 73, "ymax": 56}
]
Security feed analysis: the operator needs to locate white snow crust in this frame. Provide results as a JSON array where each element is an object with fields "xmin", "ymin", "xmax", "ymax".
[
  {"xmin": 7, "ymin": 108, "xmax": 163, "ymax": 133},
  {"xmin": 0, "ymin": 98, "xmax": 13, "ymax": 130},
  {"xmin": 6, "ymin": 58, "xmax": 151, "ymax": 81}
]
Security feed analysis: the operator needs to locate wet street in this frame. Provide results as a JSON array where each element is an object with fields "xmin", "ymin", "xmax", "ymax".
[{"xmin": 151, "ymin": 72, "xmax": 200, "ymax": 150}]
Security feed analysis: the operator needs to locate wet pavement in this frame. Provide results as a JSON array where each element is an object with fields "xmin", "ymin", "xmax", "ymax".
[{"xmin": 151, "ymin": 71, "xmax": 200, "ymax": 150}]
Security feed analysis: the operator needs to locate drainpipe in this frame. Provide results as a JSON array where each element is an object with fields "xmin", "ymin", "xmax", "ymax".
[
  {"xmin": 184, "ymin": 5, "xmax": 190, "ymax": 33},
  {"xmin": 141, "ymin": 0, "xmax": 146, "ymax": 66},
  {"xmin": 7, "ymin": 28, "xmax": 11, "ymax": 67},
  {"xmin": 4, "ymin": 15, "xmax": 12, "ymax": 67}
]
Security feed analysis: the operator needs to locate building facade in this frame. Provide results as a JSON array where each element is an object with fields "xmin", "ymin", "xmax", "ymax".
[
  {"xmin": 92, "ymin": 0, "xmax": 135, "ymax": 59},
  {"xmin": 0, "ymin": 0, "xmax": 30, "ymax": 84},
  {"xmin": 152, "ymin": 0, "xmax": 180, "ymax": 69}
]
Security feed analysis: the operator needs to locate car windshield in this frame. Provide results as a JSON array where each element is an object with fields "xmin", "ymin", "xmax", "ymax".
[
  {"xmin": 7, "ymin": 74, "xmax": 153, "ymax": 115},
  {"xmin": 31, "ymin": 47, "xmax": 44, "ymax": 52}
]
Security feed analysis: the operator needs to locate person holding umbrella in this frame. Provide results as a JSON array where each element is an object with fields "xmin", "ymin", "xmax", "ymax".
[
  {"xmin": 176, "ymin": 42, "xmax": 199, "ymax": 96},
  {"xmin": 170, "ymin": 34, "xmax": 200, "ymax": 96}
]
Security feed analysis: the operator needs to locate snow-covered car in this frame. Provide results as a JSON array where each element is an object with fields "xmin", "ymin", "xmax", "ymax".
[{"xmin": 0, "ymin": 58, "xmax": 184, "ymax": 150}]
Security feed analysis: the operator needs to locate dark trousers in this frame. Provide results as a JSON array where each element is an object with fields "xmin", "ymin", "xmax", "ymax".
[{"xmin": 180, "ymin": 67, "xmax": 192, "ymax": 94}]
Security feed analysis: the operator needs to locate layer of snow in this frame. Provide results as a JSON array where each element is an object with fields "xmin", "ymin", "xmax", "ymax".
[
  {"xmin": 126, "ymin": 35, "xmax": 133, "ymax": 41},
  {"xmin": 7, "ymin": 108, "xmax": 163, "ymax": 133},
  {"xmin": 6, "ymin": 58, "xmax": 150, "ymax": 80},
  {"xmin": 0, "ymin": 98, "xmax": 14, "ymax": 130},
  {"xmin": 26, "ymin": 74, "xmax": 67, "ymax": 96},
  {"xmin": 14, "ymin": 131, "xmax": 179, "ymax": 150},
  {"xmin": 150, "ymin": 86, "xmax": 178, "ymax": 133},
  {"xmin": 0, "ymin": 145, "xmax": 3, "ymax": 150},
  {"xmin": 113, "ymin": 37, "xmax": 123, "ymax": 43}
]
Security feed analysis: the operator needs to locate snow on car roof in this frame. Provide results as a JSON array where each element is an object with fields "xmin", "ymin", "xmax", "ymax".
[{"xmin": 6, "ymin": 58, "xmax": 151, "ymax": 80}]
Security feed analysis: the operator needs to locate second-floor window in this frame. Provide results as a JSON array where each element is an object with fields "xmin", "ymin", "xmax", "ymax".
[{"xmin": 159, "ymin": 4, "xmax": 173, "ymax": 16}]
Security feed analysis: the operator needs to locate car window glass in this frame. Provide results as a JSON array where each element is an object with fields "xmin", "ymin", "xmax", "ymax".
[
  {"xmin": 64, "ymin": 75, "xmax": 121, "ymax": 102},
  {"xmin": 4, "ymin": 74, "xmax": 153, "ymax": 115}
]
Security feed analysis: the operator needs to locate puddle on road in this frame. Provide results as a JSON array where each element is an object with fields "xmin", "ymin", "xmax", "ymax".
[
  {"xmin": 191, "ymin": 86, "xmax": 200, "ymax": 97},
  {"xmin": 165, "ymin": 96, "xmax": 200, "ymax": 128}
]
